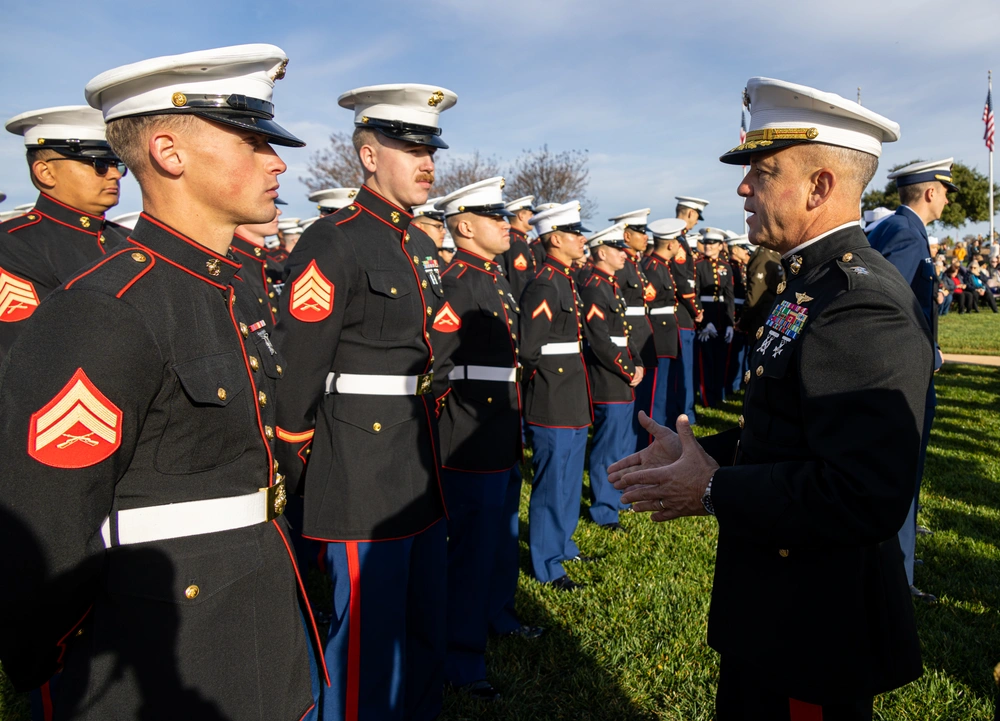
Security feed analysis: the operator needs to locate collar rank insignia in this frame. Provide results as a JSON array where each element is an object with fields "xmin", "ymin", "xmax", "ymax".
[
  {"xmin": 514, "ymin": 253, "xmax": 529, "ymax": 271},
  {"xmin": 289, "ymin": 259, "xmax": 334, "ymax": 322},
  {"xmin": 0, "ymin": 266, "xmax": 40, "ymax": 322},
  {"xmin": 432, "ymin": 302, "xmax": 461, "ymax": 332},
  {"xmin": 29, "ymin": 368, "xmax": 122, "ymax": 468}
]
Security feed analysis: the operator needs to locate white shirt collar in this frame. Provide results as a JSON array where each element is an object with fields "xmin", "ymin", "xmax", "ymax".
[{"xmin": 781, "ymin": 220, "xmax": 861, "ymax": 259}]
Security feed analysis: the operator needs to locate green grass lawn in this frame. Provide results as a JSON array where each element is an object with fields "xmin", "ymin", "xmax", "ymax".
[
  {"xmin": 3, "ymin": 365, "xmax": 999, "ymax": 720},
  {"xmin": 938, "ymin": 311, "xmax": 1000, "ymax": 355}
]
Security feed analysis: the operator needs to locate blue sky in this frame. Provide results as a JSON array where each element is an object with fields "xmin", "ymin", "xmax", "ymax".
[{"xmin": 2, "ymin": 0, "xmax": 998, "ymax": 238}]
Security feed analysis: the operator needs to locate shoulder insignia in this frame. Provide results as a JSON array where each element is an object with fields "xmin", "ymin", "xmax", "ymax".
[
  {"xmin": 0, "ymin": 213, "xmax": 41, "ymax": 233},
  {"xmin": 29, "ymin": 368, "xmax": 122, "ymax": 468},
  {"xmin": 850, "ymin": 266, "xmax": 870, "ymax": 275},
  {"xmin": 643, "ymin": 283, "xmax": 657, "ymax": 302},
  {"xmin": 586, "ymin": 304, "xmax": 605, "ymax": 322},
  {"xmin": 289, "ymin": 259, "xmax": 334, "ymax": 322},
  {"xmin": 513, "ymin": 253, "xmax": 529, "ymax": 271},
  {"xmin": 432, "ymin": 302, "xmax": 461, "ymax": 332},
  {"xmin": 531, "ymin": 299, "xmax": 553, "ymax": 321},
  {"xmin": 0, "ymin": 266, "xmax": 40, "ymax": 322}
]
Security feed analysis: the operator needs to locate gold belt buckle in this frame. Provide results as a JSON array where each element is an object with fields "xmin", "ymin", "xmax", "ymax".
[
  {"xmin": 415, "ymin": 372, "xmax": 434, "ymax": 396},
  {"xmin": 261, "ymin": 477, "xmax": 287, "ymax": 522},
  {"xmin": 515, "ymin": 366, "xmax": 523, "ymax": 382}
]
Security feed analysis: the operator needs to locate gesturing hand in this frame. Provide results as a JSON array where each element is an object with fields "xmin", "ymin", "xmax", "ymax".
[
  {"xmin": 607, "ymin": 411, "xmax": 682, "ymax": 484},
  {"xmin": 612, "ymin": 415, "xmax": 720, "ymax": 522}
]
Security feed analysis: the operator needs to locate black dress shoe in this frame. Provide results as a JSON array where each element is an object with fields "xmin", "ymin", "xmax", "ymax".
[
  {"xmin": 600, "ymin": 522, "xmax": 628, "ymax": 533},
  {"xmin": 462, "ymin": 680, "xmax": 501, "ymax": 702},
  {"xmin": 914, "ymin": 558, "xmax": 924, "ymax": 566},
  {"xmin": 548, "ymin": 576, "xmax": 585, "ymax": 591},
  {"xmin": 569, "ymin": 554, "xmax": 598, "ymax": 563},
  {"xmin": 910, "ymin": 585, "xmax": 938, "ymax": 604},
  {"xmin": 501, "ymin": 624, "xmax": 545, "ymax": 639},
  {"xmin": 916, "ymin": 525, "xmax": 934, "ymax": 536}
]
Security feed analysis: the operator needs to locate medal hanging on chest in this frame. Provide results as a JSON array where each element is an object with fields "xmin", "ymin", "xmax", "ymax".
[{"xmin": 422, "ymin": 257, "xmax": 441, "ymax": 288}]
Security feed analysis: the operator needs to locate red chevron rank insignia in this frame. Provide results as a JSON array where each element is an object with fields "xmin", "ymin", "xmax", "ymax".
[
  {"xmin": 432, "ymin": 302, "xmax": 461, "ymax": 332},
  {"xmin": 289, "ymin": 260, "xmax": 334, "ymax": 322},
  {"xmin": 29, "ymin": 368, "xmax": 122, "ymax": 468},
  {"xmin": 644, "ymin": 283, "xmax": 657, "ymax": 302},
  {"xmin": 513, "ymin": 253, "xmax": 528, "ymax": 271},
  {"xmin": 0, "ymin": 266, "xmax": 40, "ymax": 322},
  {"xmin": 586, "ymin": 304, "xmax": 605, "ymax": 322},
  {"xmin": 531, "ymin": 300, "xmax": 552, "ymax": 321}
]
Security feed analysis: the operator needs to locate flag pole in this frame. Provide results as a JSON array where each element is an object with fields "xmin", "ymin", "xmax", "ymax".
[{"xmin": 990, "ymin": 70, "xmax": 995, "ymax": 246}]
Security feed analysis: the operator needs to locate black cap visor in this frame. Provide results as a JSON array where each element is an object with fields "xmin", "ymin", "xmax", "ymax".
[
  {"xmin": 590, "ymin": 238, "xmax": 628, "ymax": 250},
  {"xmin": 195, "ymin": 111, "xmax": 305, "ymax": 148},
  {"xmin": 720, "ymin": 138, "xmax": 811, "ymax": 166},
  {"xmin": 28, "ymin": 139, "xmax": 120, "ymax": 161},
  {"xmin": 552, "ymin": 222, "xmax": 591, "ymax": 234},
  {"xmin": 359, "ymin": 117, "xmax": 449, "ymax": 149}
]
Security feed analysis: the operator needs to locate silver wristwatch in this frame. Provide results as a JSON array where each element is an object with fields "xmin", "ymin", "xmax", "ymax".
[{"xmin": 701, "ymin": 474, "xmax": 716, "ymax": 516}]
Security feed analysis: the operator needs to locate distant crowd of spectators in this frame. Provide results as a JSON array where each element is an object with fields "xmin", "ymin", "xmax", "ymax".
[{"xmin": 934, "ymin": 236, "xmax": 1000, "ymax": 315}]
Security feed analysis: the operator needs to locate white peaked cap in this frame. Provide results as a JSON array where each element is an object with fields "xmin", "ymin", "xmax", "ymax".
[
  {"xmin": 339, "ymin": 83, "xmax": 457, "ymax": 148},
  {"xmin": 722, "ymin": 77, "xmax": 899, "ymax": 164},
  {"xmin": 587, "ymin": 222, "xmax": 628, "ymax": 249},
  {"xmin": 5, "ymin": 105, "xmax": 107, "ymax": 146},
  {"xmin": 686, "ymin": 232, "xmax": 702, "ymax": 248},
  {"xmin": 85, "ymin": 44, "xmax": 303, "ymax": 147},
  {"xmin": 14, "ymin": 203, "xmax": 35, "ymax": 211},
  {"xmin": 863, "ymin": 207, "xmax": 894, "ymax": 224},
  {"xmin": 412, "ymin": 197, "xmax": 445, "ymax": 218},
  {"xmin": 441, "ymin": 232, "xmax": 456, "ymax": 250},
  {"xmin": 727, "ymin": 233, "xmax": 751, "ymax": 246},
  {"xmin": 435, "ymin": 177, "xmax": 512, "ymax": 218},
  {"xmin": 675, "ymin": 196, "xmax": 710, "ymax": 211},
  {"xmin": 533, "ymin": 202, "xmax": 560, "ymax": 213},
  {"xmin": 505, "ymin": 195, "xmax": 535, "ymax": 212},
  {"xmin": 702, "ymin": 227, "xmax": 728, "ymax": 243},
  {"xmin": 609, "ymin": 208, "xmax": 651, "ymax": 228},
  {"xmin": 110, "ymin": 211, "xmax": 141, "ymax": 229},
  {"xmin": 300, "ymin": 216, "xmax": 321, "ymax": 230},
  {"xmin": 529, "ymin": 201, "xmax": 589, "ymax": 234},
  {"xmin": 277, "ymin": 218, "xmax": 301, "ymax": 232},
  {"xmin": 648, "ymin": 218, "xmax": 688, "ymax": 240},
  {"xmin": 309, "ymin": 187, "xmax": 359, "ymax": 210}
]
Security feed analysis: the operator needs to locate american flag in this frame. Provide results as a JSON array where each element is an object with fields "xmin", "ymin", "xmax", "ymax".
[
  {"xmin": 740, "ymin": 109, "xmax": 748, "ymax": 144},
  {"xmin": 985, "ymin": 88, "xmax": 995, "ymax": 151}
]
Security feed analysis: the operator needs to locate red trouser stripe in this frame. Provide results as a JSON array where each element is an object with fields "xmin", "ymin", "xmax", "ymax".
[
  {"xmin": 345, "ymin": 542, "xmax": 362, "ymax": 721},
  {"xmin": 40, "ymin": 681, "xmax": 53, "ymax": 721},
  {"xmin": 647, "ymin": 367, "xmax": 658, "ymax": 444},
  {"xmin": 789, "ymin": 697, "xmax": 824, "ymax": 721}
]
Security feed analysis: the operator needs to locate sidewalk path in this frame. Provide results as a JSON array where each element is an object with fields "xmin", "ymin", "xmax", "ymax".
[{"xmin": 943, "ymin": 354, "xmax": 1000, "ymax": 367}]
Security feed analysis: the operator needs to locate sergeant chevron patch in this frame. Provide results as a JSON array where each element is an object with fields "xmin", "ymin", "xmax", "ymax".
[
  {"xmin": 289, "ymin": 259, "xmax": 334, "ymax": 322},
  {"xmin": 513, "ymin": 253, "xmax": 528, "ymax": 271},
  {"xmin": 432, "ymin": 302, "xmax": 461, "ymax": 332},
  {"xmin": 29, "ymin": 368, "xmax": 122, "ymax": 468},
  {"xmin": 0, "ymin": 266, "xmax": 40, "ymax": 322}
]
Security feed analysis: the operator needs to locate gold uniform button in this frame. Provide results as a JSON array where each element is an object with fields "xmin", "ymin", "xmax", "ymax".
[
  {"xmin": 498, "ymin": 290, "xmax": 504, "ymax": 295},
  {"xmin": 249, "ymin": 357, "xmax": 260, "ymax": 371},
  {"xmin": 28, "ymin": 215, "xmax": 37, "ymax": 220},
  {"xmin": 842, "ymin": 252, "xmax": 853, "ymax": 262},
  {"xmin": 240, "ymin": 322, "xmax": 249, "ymax": 338},
  {"xmin": 276, "ymin": 364, "xmax": 283, "ymax": 376},
  {"xmin": 413, "ymin": 255, "xmax": 420, "ymax": 263},
  {"xmin": 254, "ymin": 247, "xmax": 263, "ymax": 257},
  {"xmin": 217, "ymin": 387, "xmax": 227, "ymax": 401},
  {"xmin": 185, "ymin": 585, "xmax": 200, "ymax": 600},
  {"xmin": 493, "ymin": 311, "xmax": 498, "ymax": 317},
  {"xmin": 777, "ymin": 281, "xmax": 787, "ymax": 294},
  {"xmin": 779, "ymin": 549, "xmax": 789, "ymax": 558},
  {"xmin": 744, "ymin": 370, "xmax": 751, "ymax": 383},
  {"xmin": 264, "ymin": 425, "xmax": 274, "ymax": 440},
  {"xmin": 268, "ymin": 292, "xmax": 275, "ymax": 299},
  {"xmin": 756, "ymin": 366, "xmax": 763, "ymax": 377},
  {"xmin": 427, "ymin": 306, "xmax": 433, "ymax": 315},
  {"xmin": 487, "ymin": 397, "xmax": 493, "ymax": 403},
  {"xmin": 738, "ymin": 414, "xmax": 745, "ymax": 429},
  {"xmin": 372, "ymin": 422, "xmax": 382, "ymax": 432},
  {"xmin": 421, "ymin": 280, "xmax": 428, "ymax": 289},
  {"xmin": 390, "ymin": 287, "xmax": 398, "ymax": 295},
  {"xmin": 99, "ymin": 234, "xmax": 106, "ymax": 245},
  {"xmin": 557, "ymin": 368, "xmax": 564, "ymax": 373},
  {"xmin": 756, "ymin": 327, "xmax": 764, "ymax": 340},
  {"xmin": 258, "ymin": 391, "xmax": 267, "ymax": 406},
  {"xmin": 130, "ymin": 252, "xmax": 147, "ymax": 263}
]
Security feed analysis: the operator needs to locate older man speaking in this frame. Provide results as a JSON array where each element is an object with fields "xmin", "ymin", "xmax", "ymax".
[{"xmin": 609, "ymin": 78, "xmax": 932, "ymax": 720}]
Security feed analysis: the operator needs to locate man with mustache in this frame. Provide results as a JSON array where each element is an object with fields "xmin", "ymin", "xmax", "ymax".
[
  {"xmin": 274, "ymin": 83, "xmax": 456, "ymax": 721},
  {"xmin": 610, "ymin": 77, "xmax": 928, "ymax": 719},
  {"xmin": 0, "ymin": 107, "xmax": 130, "ymax": 362}
]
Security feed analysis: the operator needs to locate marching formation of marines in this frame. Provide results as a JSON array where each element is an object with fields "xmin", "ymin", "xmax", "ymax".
[{"xmin": 0, "ymin": 41, "xmax": 944, "ymax": 721}]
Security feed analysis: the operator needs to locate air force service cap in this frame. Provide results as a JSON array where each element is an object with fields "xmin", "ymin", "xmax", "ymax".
[
  {"xmin": 587, "ymin": 222, "xmax": 628, "ymax": 250},
  {"xmin": 339, "ymin": 84, "xmax": 457, "ymax": 149},
  {"xmin": 436, "ymin": 177, "xmax": 514, "ymax": 218},
  {"xmin": 722, "ymin": 77, "xmax": 899, "ymax": 165},
  {"xmin": 505, "ymin": 195, "xmax": 535, "ymax": 213},
  {"xmin": 675, "ymin": 196, "xmax": 709, "ymax": 220},
  {"xmin": 609, "ymin": 208, "xmax": 650, "ymax": 232},
  {"xmin": 887, "ymin": 158, "xmax": 958, "ymax": 192},
  {"xmin": 6, "ymin": 105, "xmax": 119, "ymax": 160},
  {"xmin": 530, "ymin": 201, "xmax": 590, "ymax": 235},
  {"xmin": 648, "ymin": 218, "xmax": 688, "ymax": 240},
  {"xmin": 309, "ymin": 187, "xmax": 359, "ymax": 212},
  {"xmin": 85, "ymin": 44, "xmax": 304, "ymax": 147}
]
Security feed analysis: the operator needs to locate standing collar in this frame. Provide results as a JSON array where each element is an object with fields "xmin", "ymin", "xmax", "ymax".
[
  {"xmin": 544, "ymin": 254, "xmax": 574, "ymax": 276},
  {"xmin": 231, "ymin": 234, "xmax": 268, "ymax": 263},
  {"xmin": 130, "ymin": 214, "xmax": 240, "ymax": 288},
  {"xmin": 781, "ymin": 223, "xmax": 870, "ymax": 277},
  {"xmin": 592, "ymin": 266, "xmax": 618, "ymax": 284},
  {"xmin": 781, "ymin": 220, "xmax": 860, "ymax": 259},
  {"xmin": 454, "ymin": 247, "xmax": 499, "ymax": 274},
  {"xmin": 32, "ymin": 193, "xmax": 108, "ymax": 235},
  {"xmin": 510, "ymin": 227, "xmax": 528, "ymax": 240},
  {"xmin": 355, "ymin": 185, "xmax": 413, "ymax": 231}
]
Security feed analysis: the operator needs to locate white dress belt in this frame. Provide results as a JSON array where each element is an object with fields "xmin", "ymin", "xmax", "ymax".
[
  {"xmin": 734, "ymin": 298, "xmax": 745, "ymax": 305},
  {"xmin": 624, "ymin": 306, "xmax": 646, "ymax": 316},
  {"xmin": 649, "ymin": 306, "xmax": 675, "ymax": 315},
  {"xmin": 325, "ymin": 372, "xmax": 433, "ymax": 396},
  {"xmin": 700, "ymin": 295, "xmax": 723, "ymax": 303},
  {"xmin": 610, "ymin": 336, "xmax": 628, "ymax": 347},
  {"xmin": 449, "ymin": 365, "xmax": 520, "ymax": 382},
  {"xmin": 541, "ymin": 341, "xmax": 582, "ymax": 355},
  {"xmin": 102, "ymin": 484, "xmax": 286, "ymax": 547}
]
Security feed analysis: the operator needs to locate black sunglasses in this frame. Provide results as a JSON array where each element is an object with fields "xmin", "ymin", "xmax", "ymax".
[{"xmin": 48, "ymin": 157, "xmax": 128, "ymax": 177}]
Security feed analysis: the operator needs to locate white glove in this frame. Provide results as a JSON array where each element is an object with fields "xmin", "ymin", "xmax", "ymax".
[
  {"xmin": 697, "ymin": 329, "xmax": 710, "ymax": 342},
  {"xmin": 705, "ymin": 322, "xmax": 718, "ymax": 338},
  {"xmin": 724, "ymin": 326, "xmax": 734, "ymax": 343}
]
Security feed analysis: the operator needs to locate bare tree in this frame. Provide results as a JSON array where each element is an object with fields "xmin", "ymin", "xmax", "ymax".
[
  {"xmin": 505, "ymin": 145, "xmax": 594, "ymax": 218},
  {"xmin": 300, "ymin": 131, "xmax": 364, "ymax": 192},
  {"xmin": 432, "ymin": 151, "xmax": 503, "ymax": 196}
]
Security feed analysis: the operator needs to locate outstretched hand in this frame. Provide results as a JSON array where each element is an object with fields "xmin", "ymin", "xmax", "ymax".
[{"xmin": 611, "ymin": 415, "xmax": 720, "ymax": 522}]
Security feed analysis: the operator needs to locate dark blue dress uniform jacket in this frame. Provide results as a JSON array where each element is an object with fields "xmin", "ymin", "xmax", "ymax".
[
  {"xmin": 699, "ymin": 225, "xmax": 929, "ymax": 702},
  {"xmin": 642, "ymin": 252, "xmax": 680, "ymax": 358},
  {"xmin": 0, "ymin": 215, "xmax": 318, "ymax": 719},
  {"xmin": 497, "ymin": 227, "xmax": 536, "ymax": 303},
  {"xmin": 580, "ymin": 267, "xmax": 642, "ymax": 403}
]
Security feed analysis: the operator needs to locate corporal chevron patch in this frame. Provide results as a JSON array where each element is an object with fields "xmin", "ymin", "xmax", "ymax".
[
  {"xmin": 0, "ymin": 266, "xmax": 40, "ymax": 322},
  {"xmin": 29, "ymin": 368, "xmax": 122, "ymax": 468},
  {"xmin": 432, "ymin": 302, "xmax": 461, "ymax": 332},
  {"xmin": 289, "ymin": 259, "xmax": 334, "ymax": 322}
]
